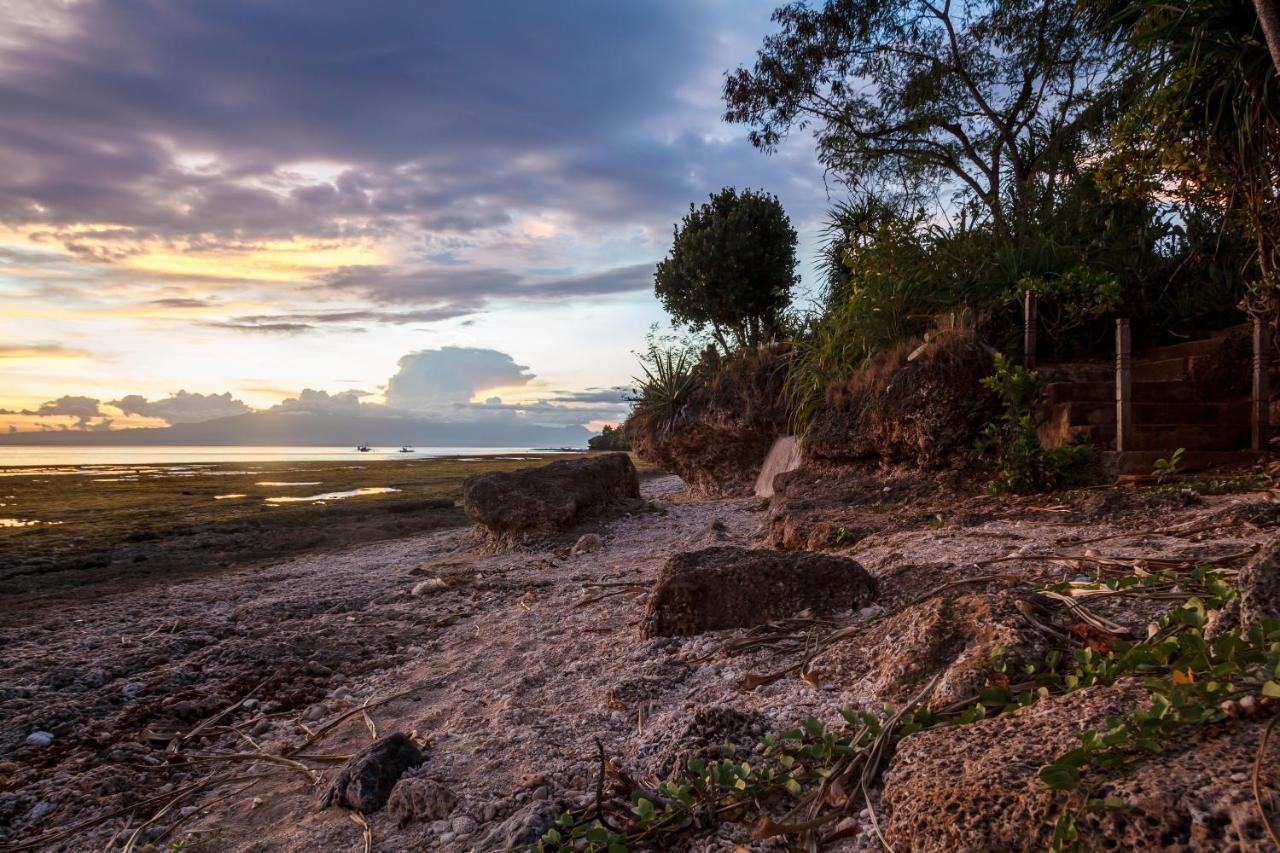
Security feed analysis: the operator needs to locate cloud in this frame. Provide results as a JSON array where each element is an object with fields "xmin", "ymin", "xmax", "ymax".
[
  {"xmin": 270, "ymin": 388, "xmax": 375, "ymax": 415},
  {"xmin": 206, "ymin": 321, "xmax": 315, "ymax": 334},
  {"xmin": 0, "ymin": 343, "xmax": 89, "ymax": 359},
  {"xmin": 109, "ymin": 391, "xmax": 251, "ymax": 424},
  {"xmin": 384, "ymin": 347, "xmax": 535, "ymax": 412},
  {"xmin": 148, "ymin": 297, "xmax": 214, "ymax": 309},
  {"xmin": 0, "ymin": 394, "xmax": 106, "ymax": 428}
]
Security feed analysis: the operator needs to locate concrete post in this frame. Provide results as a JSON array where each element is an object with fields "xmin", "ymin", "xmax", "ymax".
[
  {"xmin": 1253, "ymin": 316, "xmax": 1270, "ymax": 451},
  {"xmin": 1023, "ymin": 290, "xmax": 1037, "ymax": 370},
  {"xmin": 1115, "ymin": 318, "xmax": 1132, "ymax": 453}
]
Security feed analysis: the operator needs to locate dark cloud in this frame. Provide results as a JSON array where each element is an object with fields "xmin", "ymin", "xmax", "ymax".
[
  {"xmin": 384, "ymin": 347, "xmax": 535, "ymax": 412},
  {"xmin": 148, "ymin": 297, "xmax": 214, "ymax": 308},
  {"xmin": 109, "ymin": 391, "xmax": 251, "ymax": 424},
  {"xmin": 0, "ymin": 1, "xmax": 824, "ymax": 263},
  {"xmin": 206, "ymin": 321, "xmax": 315, "ymax": 334},
  {"xmin": 0, "ymin": 343, "xmax": 89, "ymax": 358},
  {"xmin": 0, "ymin": 394, "xmax": 106, "ymax": 428}
]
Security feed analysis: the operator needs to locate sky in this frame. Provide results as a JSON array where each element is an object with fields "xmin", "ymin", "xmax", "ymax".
[{"xmin": 0, "ymin": 0, "xmax": 829, "ymax": 435}]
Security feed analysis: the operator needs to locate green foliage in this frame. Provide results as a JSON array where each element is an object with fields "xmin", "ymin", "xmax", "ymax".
[
  {"xmin": 628, "ymin": 345, "xmax": 700, "ymax": 436},
  {"xmin": 654, "ymin": 187, "xmax": 799, "ymax": 352},
  {"xmin": 587, "ymin": 424, "xmax": 628, "ymax": 452},
  {"xmin": 978, "ymin": 354, "xmax": 1099, "ymax": 493},
  {"xmin": 1151, "ymin": 447, "xmax": 1185, "ymax": 484},
  {"xmin": 1018, "ymin": 269, "xmax": 1123, "ymax": 353},
  {"xmin": 530, "ymin": 556, "xmax": 1271, "ymax": 852}
]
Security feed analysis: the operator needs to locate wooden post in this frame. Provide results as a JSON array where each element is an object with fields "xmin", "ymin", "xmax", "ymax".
[
  {"xmin": 1252, "ymin": 316, "xmax": 1270, "ymax": 451},
  {"xmin": 1023, "ymin": 290, "xmax": 1037, "ymax": 370},
  {"xmin": 1115, "ymin": 318, "xmax": 1132, "ymax": 453}
]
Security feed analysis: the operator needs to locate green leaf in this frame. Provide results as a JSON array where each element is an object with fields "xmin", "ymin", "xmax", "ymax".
[
  {"xmin": 1263, "ymin": 681, "xmax": 1280, "ymax": 698},
  {"xmin": 1039, "ymin": 764, "xmax": 1081, "ymax": 790}
]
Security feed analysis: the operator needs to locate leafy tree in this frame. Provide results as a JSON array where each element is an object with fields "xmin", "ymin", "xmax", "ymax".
[
  {"xmin": 654, "ymin": 188, "xmax": 799, "ymax": 352},
  {"xmin": 1106, "ymin": 0, "xmax": 1280, "ymax": 309},
  {"xmin": 587, "ymin": 424, "xmax": 628, "ymax": 451},
  {"xmin": 723, "ymin": 0, "xmax": 1114, "ymax": 240}
]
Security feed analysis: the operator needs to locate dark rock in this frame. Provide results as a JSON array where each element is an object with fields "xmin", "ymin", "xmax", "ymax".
[
  {"xmin": 641, "ymin": 546, "xmax": 876, "ymax": 638},
  {"xmin": 322, "ymin": 733, "xmax": 424, "ymax": 814},
  {"xmin": 462, "ymin": 454, "xmax": 640, "ymax": 544},
  {"xmin": 806, "ymin": 589, "xmax": 1056, "ymax": 707},
  {"xmin": 882, "ymin": 680, "xmax": 1280, "ymax": 851}
]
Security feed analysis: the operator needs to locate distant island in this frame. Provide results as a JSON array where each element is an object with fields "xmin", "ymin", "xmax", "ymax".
[{"xmin": 0, "ymin": 411, "xmax": 590, "ymax": 448}]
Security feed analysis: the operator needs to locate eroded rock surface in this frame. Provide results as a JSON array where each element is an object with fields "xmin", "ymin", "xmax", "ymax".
[
  {"xmin": 386, "ymin": 776, "xmax": 457, "ymax": 828},
  {"xmin": 806, "ymin": 589, "xmax": 1056, "ymax": 706},
  {"xmin": 1209, "ymin": 533, "xmax": 1280, "ymax": 637},
  {"xmin": 641, "ymin": 546, "xmax": 876, "ymax": 638},
  {"xmin": 646, "ymin": 706, "xmax": 768, "ymax": 777},
  {"xmin": 323, "ymin": 733, "xmax": 424, "ymax": 814},
  {"xmin": 462, "ymin": 453, "xmax": 640, "ymax": 544},
  {"xmin": 882, "ymin": 680, "xmax": 1280, "ymax": 851}
]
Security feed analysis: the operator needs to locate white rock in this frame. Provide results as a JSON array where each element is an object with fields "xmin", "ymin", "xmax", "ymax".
[
  {"xmin": 412, "ymin": 578, "xmax": 448, "ymax": 596},
  {"xmin": 25, "ymin": 731, "xmax": 54, "ymax": 748},
  {"xmin": 452, "ymin": 815, "xmax": 477, "ymax": 835},
  {"xmin": 571, "ymin": 533, "xmax": 602, "ymax": 556}
]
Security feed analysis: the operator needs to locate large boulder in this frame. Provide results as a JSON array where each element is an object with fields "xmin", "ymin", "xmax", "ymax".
[
  {"xmin": 625, "ymin": 349, "xmax": 788, "ymax": 497},
  {"xmin": 882, "ymin": 680, "xmax": 1280, "ymax": 851},
  {"xmin": 641, "ymin": 547, "xmax": 876, "ymax": 638},
  {"xmin": 462, "ymin": 453, "xmax": 640, "ymax": 544},
  {"xmin": 806, "ymin": 589, "xmax": 1055, "ymax": 707}
]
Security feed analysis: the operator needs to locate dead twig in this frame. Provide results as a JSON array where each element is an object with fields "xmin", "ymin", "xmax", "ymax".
[
  {"xmin": 350, "ymin": 812, "xmax": 373, "ymax": 853},
  {"xmin": 1253, "ymin": 713, "xmax": 1280, "ymax": 849}
]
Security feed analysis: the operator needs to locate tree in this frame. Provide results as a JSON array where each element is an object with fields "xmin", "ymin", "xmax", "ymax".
[
  {"xmin": 587, "ymin": 424, "xmax": 629, "ymax": 451},
  {"xmin": 1107, "ymin": 0, "xmax": 1280, "ymax": 310},
  {"xmin": 654, "ymin": 188, "xmax": 799, "ymax": 352},
  {"xmin": 723, "ymin": 0, "xmax": 1113, "ymax": 241}
]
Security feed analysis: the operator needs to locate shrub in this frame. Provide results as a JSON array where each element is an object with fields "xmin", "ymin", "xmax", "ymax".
[
  {"xmin": 978, "ymin": 354, "xmax": 1099, "ymax": 493},
  {"xmin": 587, "ymin": 424, "xmax": 628, "ymax": 451}
]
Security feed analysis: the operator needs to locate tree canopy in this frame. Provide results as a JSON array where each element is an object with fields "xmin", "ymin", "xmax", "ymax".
[
  {"xmin": 723, "ymin": 0, "xmax": 1114, "ymax": 239},
  {"xmin": 654, "ymin": 187, "xmax": 799, "ymax": 351}
]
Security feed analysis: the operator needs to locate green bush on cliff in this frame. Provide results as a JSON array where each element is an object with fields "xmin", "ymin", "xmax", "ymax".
[{"xmin": 978, "ymin": 354, "xmax": 1099, "ymax": 493}]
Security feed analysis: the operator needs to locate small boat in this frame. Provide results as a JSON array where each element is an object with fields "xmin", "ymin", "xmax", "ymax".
[
  {"xmin": 399, "ymin": 446, "xmax": 414, "ymax": 453},
  {"xmin": 356, "ymin": 444, "xmax": 372, "ymax": 452}
]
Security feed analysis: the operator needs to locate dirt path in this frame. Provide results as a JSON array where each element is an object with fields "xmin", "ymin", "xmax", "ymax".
[{"xmin": 2, "ymin": 476, "xmax": 1273, "ymax": 851}]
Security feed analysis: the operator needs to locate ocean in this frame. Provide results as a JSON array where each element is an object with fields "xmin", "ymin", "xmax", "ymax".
[{"xmin": 0, "ymin": 445, "xmax": 566, "ymax": 468}]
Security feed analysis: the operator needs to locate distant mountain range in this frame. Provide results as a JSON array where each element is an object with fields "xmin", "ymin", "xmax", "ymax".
[{"xmin": 0, "ymin": 411, "xmax": 591, "ymax": 447}]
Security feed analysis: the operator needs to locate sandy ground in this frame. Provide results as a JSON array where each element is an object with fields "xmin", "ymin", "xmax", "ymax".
[{"xmin": 1, "ymin": 474, "xmax": 1274, "ymax": 851}]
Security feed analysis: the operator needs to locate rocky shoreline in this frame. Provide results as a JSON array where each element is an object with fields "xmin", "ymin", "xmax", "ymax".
[{"xmin": 2, "ymin": 464, "xmax": 1278, "ymax": 850}]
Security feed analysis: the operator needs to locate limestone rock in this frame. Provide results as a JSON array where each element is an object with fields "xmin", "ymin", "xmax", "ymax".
[
  {"xmin": 806, "ymin": 589, "xmax": 1055, "ymax": 707},
  {"xmin": 462, "ymin": 453, "xmax": 639, "ymax": 544},
  {"xmin": 641, "ymin": 547, "xmax": 876, "ymax": 638},
  {"xmin": 1209, "ymin": 533, "xmax": 1280, "ymax": 637},
  {"xmin": 322, "ymin": 733, "xmax": 423, "ymax": 814},
  {"xmin": 386, "ymin": 777, "xmax": 456, "ymax": 828},
  {"xmin": 882, "ymin": 680, "xmax": 1280, "ymax": 851},
  {"xmin": 647, "ymin": 706, "xmax": 767, "ymax": 777},
  {"xmin": 474, "ymin": 799, "xmax": 571, "ymax": 849}
]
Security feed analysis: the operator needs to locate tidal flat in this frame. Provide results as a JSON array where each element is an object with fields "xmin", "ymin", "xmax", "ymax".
[{"xmin": 0, "ymin": 453, "xmax": 578, "ymax": 604}]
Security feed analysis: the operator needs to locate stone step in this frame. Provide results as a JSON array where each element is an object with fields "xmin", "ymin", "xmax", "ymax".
[
  {"xmin": 1044, "ymin": 381, "xmax": 1199, "ymax": 404},
  {"xmin": 1068, "ymin": 423, "xmax": 1250, "ymax": 452},
  {"xmin": 1045, "ymin": 400, "xmax": 1248, "ymax": 428},
  {"xmin": 1131, "ymin": 357, "xmax": 1192, "ymax": 383},
  {"xmin": 1133, "ymin": 323, "xmax": 1248, "ymax": 361},
  {"xmin": 1100, "ymin": 449, "xmax": 1262, "ymax": 476}
]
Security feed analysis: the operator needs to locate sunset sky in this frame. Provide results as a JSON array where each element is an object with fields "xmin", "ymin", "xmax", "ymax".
[{"xmin": 0, "ymin": 0, "xmax": 827, "ymax": 435}]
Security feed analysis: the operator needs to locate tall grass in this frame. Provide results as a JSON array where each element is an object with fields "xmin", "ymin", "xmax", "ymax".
[{"xmin": 629, "ymin": 345, "xmax": 700, "ymax": 435}]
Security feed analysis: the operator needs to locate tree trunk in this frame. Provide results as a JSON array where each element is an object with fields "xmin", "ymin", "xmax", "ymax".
[{"xmin": 1256, "ymin": 0, "xmax": 1280, "ymax": 76}]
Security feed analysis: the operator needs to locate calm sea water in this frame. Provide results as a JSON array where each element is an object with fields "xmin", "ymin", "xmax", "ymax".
[{"xmin": 0, "ymin": 445, "xmax": 567, "ymax": 468}]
